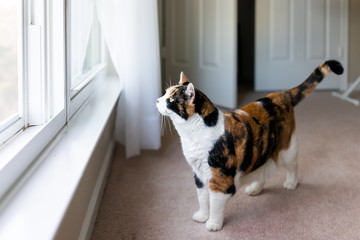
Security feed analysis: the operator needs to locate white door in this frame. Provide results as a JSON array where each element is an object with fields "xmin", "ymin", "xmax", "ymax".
[
  {"xmin": 165, "ymin": 0, "xmax": 237, "ymax": 109},
  {"xmin": 255, "ymin": 0, "xmax": 348, "ymax": 91}
]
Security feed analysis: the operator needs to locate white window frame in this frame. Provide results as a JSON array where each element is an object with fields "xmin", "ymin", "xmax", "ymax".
[{"xmin": 0, "ymin": 0, "xmax": 107, "ymax": 200}]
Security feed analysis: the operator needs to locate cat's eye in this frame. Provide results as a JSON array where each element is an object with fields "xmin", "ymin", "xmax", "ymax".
[{"xmin": 169, "ymin": 97, "xmax": 174, "ymax": 102}]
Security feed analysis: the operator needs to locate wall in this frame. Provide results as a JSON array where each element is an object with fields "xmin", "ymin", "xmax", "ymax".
[{"xmin": 349, "ymin": 0, "xmax": 360, "ymax": 84}]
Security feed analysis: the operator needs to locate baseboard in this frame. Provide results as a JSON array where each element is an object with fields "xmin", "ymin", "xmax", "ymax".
[{"xmin": 79, "ymin": 140, "xmax": 116, "ymax": 240}]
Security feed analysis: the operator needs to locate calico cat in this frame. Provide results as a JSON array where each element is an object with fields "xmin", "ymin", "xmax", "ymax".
[{"xmin": 156, "ymin": 60, "xmax": 343, "ymax": 231}]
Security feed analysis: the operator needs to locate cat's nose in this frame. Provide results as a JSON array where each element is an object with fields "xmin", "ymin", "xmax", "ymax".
[{"xmin": 156, "ymin": 99, "xmax": 159, "ymax": 103}]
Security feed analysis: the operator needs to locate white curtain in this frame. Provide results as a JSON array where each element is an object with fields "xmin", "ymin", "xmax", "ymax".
[{"xmin": 96, "ymin": 0, "xmax": 161, "ymax": 158}]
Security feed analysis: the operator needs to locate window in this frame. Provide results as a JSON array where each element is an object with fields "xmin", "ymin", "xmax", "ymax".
[
  {"xmin": 0, "ymin": 0, "xmax": 24, "ymax": 145},
  {"xmin": 70, "ymin": 0, "xmax": 105, "ymax": 95},
  {"xmin": 0, "ymin": 0, "xmax": 107, "ymax": 199},
  {"xmin": 0, "ymin": 1, "xmax": 20, "ymax": 123},
  {"xmin": 68, "ymin": 0, "xmax": 106, "ymax": 117}
]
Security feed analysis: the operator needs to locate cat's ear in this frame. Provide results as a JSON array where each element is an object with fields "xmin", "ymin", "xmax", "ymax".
[
  {"xmin": 178, "ymin": 72, "xmax": 189, "ymax": 85},
  {"xmin": 185, "ymin": 83, "xmax": 195, "ymax": 103}
]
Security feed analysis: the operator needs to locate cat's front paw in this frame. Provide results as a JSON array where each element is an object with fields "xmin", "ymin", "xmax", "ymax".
[
  {"xmin": 205, "ymin": 220, "xmax": 223, "ymax": 231},
  {"xmin": 283, "ymin": 180, "xmax": 298, "ymax": 190},
  {"xmin": 192, "ymin": 211, "xmax": 209, "ymax": 223}
]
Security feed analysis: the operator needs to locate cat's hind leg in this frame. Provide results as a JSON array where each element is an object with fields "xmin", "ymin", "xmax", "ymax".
[
  {"xmin": 245, "ymin": 176, "xmax": 265, "ymax": 196},
  {"xmin": 243, "ymin": 159, "xmax": 277, "ymax": 196},
  {"xmin": 278, "ymin": 134, "xmax": 299, "ymax": 190}
]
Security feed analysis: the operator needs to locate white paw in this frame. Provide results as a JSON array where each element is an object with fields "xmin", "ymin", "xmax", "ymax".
[
  {"xmin": 206, "ymin": 220, "xmax": 223, "ymax": 231},
  {"xmin": 283, "ymin": 181, "xmax": 298, "ymax": 190},
  {"xmin": 245, "ymin": 183, "xmax": 263, "ymax": 196},
  {"xmin": 192, "ymin": 211, "xmax": 209, "ymax": 223}
]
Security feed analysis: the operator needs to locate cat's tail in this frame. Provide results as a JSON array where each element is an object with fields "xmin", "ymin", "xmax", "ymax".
[{"xmin": 285, "ymin": 60, "xmax": 343, "ymax": 106}]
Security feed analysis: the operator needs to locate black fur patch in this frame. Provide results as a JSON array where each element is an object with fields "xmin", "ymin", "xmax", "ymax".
[
  {"xmin": 193, "ymin": 90, "xmax": 219, "ymax": 126},
  {"xmin": 256, "ymin": 97, "xmax": 278, "ymax": 118},
  {"xmin": 252, "ymin": 98, "xmax": 283, "ymax": 171},
  {"xmin": 285, "ymin": 90, "xmax": 296, "ymax": 107},
  {"xmin": 231, "ymin": 112, "xmax": 241, "ymax": 122},
  {"xmin": 203, "ymin": 108, "xmax": 219, "ymax": 127},
  {"xmin": 167, "ymin": 99, "xmax": 189, "ymax": 120},
  {"xmin": 293, "ymin": 83, "xmax": 308, "ymax": 106},
  {"xmin": 257, "ymin": 125, "xmax": 265, "ymax": 155},
  {"xmin": 194, "ymin": 90, "xmax": 205, "ymax": 114},
  {"xmin": 284, "ymin": 101, "xmax": 290, "ymax": 112},
  {"xmin": 225, "ymin": 131, "xmax": 235, "ymax": 156},
  {"xmin": 252, "ymin": 120, "xmax": 280, "ymax": 171},
  {"xmin": 226, "ymin": 184, "xmax": 236, "ymax": 195},
  {"xmin": 194, "ymin": 173, "xmax": 204, "ymax": 188},
  {"xmin": 183, "ymin": 82, "xmax": 190, "ymax": 86},
  {"xmin": 239, "ymin": 122, "xmax": 253, "ymax": 172},
  {"xmin": 314, "ymin": 68, "xmax": 324, "ymax": 80},
  {"xmin": 181, "ymin": 102, "xmax": 189, "ymax": 119},
  {"xmin": 166, "ymin": 87, "xmax": 190, "ymax": 120},
  {"xmin": 325, "ymin": 60, "xmax": 343, "ymax": 75},
  {"xmin": 252, "ymin": 117, "xmax": 260, "ymax": 125},
  {"xmin": 208, "ymin": 134, "xmax": 236, "ymax": 177}
]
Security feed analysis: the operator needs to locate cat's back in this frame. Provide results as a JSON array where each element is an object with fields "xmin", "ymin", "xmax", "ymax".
[{"xmin": 220, "ymin": 93, "xmax": 296, "ymax": 173}]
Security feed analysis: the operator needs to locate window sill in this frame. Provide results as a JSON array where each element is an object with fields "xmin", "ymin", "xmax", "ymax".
[
  {"xmin": 0, "ymin": 76, "xmax": 121, "ymax": 239},
  {"xmin": 0, "ymin": 110, "xmax": 66, "ymax": 199}
]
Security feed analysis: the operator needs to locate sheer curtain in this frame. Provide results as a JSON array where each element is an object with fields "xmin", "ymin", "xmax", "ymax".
[{"xmin": 96, "ymin": 0, "xmax": 161, "ymax": 158}]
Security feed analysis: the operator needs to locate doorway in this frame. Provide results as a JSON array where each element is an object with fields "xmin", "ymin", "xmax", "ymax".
[{"xmin": 237, "ymin": 0, "xmax": 255, "ymax": 91}]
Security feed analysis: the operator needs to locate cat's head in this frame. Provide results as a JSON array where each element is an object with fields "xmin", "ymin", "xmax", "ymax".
[{"xmin": 156, "ymin": 72, "xmax": 196, "ymax": 122}]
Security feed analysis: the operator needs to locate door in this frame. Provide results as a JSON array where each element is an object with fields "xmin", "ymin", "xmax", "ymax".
[
  {"xmin": 165, "ymin": 0, "xmax": 237, "ymax": 109},
  {"xmin": 255, "ymin": 0, "xmax": 348, "ymax": 91}
]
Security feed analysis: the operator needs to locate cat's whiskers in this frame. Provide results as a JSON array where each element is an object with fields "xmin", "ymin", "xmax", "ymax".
[
  {"xmin": 157, "ymin": 112, "xmax": 173, "ymax": 136},
  {"xmin": 166, "ymin": 116, "xmax": 173, "ymax": 135},
  {"xmin": 157, "ymin": 112, "xmax": 164, "ymax": 133},
  {"xmin": 163, "ymin": 77, "xmax": 173, "ymax": 90},
  {"xmin": 162, "ymin": 115, "xmax": 168, "ymax": 135}
]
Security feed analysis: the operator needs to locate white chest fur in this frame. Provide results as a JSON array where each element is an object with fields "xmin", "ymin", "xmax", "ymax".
[{"xmin": 172, "ymin": 111, "xmax": 225, "ymax": 184}]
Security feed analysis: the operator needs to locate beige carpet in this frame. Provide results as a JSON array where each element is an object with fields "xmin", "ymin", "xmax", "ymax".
[{"xmin": 91, "ymin": 91, "xmax": 360, "ymax": 240}]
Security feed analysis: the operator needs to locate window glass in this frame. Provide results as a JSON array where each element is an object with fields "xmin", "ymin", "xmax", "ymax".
[
  {"xmin": 0, "ymin": 0, "xmax": 20, "ymax": 123},
  {"xmin": 70, "ymin": 0, "xmax": 102, "ymax": 90},
  {"xmin": 82, "ymin": 7, "xmax": 101, "ymax": 74}
]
